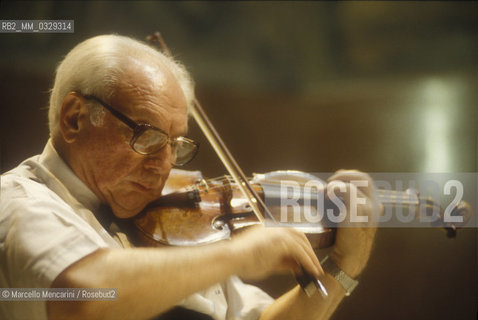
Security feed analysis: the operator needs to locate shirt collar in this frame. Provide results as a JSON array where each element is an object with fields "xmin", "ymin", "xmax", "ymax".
[{"xmin": 39, "ymin": 140, "xmax": 102, "ymax": 214}]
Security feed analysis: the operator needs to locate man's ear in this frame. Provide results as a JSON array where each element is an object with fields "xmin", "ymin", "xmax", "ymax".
[{"xmin": 59, "ymin": 92, "xmax": 89, "ymax": 143}]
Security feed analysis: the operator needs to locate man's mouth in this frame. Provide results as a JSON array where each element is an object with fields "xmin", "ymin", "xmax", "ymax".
[{"xmin": 131, "ymin": 181, "xmax": 156, "ymax": 192}]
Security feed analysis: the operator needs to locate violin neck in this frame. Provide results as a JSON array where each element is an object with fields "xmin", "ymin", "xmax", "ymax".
[
  {"xmin": 259, "ymin": 182, "xmax": 420, "ymax": 207},
  {"xmin": 376, "ymin": 189, "xmax": 419, "ymax": 206}
]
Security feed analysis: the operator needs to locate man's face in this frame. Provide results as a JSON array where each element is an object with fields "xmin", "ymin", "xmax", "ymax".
[{"xmin": 73, "ymin": 64, "xmax": 189, "ymax": 218}]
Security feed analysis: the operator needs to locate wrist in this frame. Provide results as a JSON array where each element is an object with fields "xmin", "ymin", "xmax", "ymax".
[
  {"xmin": 226, "ymin": 237, "xmax": 259, "ymax": 280},
  {"xmin": 329, "ymin": 251, "xmax": 364, "ymax": 279}
]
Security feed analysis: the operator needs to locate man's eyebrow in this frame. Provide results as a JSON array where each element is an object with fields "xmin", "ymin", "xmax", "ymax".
[
  {"xmin": 172, "ymin": 125, "xmax": 189, "ymax": 138},
  {"xmin": 131, "ymin": 108, "xmax": 167, "ymax": 128},
  {"xmin": 177, "ymin": 131, "xmax": 188, "ymax": 137}
]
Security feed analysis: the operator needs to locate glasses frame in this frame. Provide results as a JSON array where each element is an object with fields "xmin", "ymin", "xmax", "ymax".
[{"xmin": 80, "ymin": 93, "xmax": 199, "ymax": 166}]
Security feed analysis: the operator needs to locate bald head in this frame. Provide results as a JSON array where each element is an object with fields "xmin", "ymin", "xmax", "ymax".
[{"xmin": 48, "ymin": 34, "xmax": 194, "ymax": 138}]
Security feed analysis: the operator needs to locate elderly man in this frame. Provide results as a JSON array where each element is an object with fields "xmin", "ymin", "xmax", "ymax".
[{"xmin": 0, "ymin": 35, "xmax": 377, "ymax": 320}]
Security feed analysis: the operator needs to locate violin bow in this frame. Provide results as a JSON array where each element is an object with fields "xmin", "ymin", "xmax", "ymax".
[{"xmin": 147, "ymin": 32, "xmax": 327, "ymax": 297}]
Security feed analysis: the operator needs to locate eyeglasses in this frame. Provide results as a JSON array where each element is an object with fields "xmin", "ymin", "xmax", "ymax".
[{"xmin": 81, "ymin": 94, "xmax": 199, "ymax": 166}]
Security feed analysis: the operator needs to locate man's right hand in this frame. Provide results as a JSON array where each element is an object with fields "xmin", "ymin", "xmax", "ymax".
[{"xmin": 229, "ymin": 226, "xmax": 323, "ymax": 281}]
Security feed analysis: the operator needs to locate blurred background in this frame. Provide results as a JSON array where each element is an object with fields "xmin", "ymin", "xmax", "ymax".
[{"xmin": 1, "ymin": 1, "xmax": 477, "ymax": 319}]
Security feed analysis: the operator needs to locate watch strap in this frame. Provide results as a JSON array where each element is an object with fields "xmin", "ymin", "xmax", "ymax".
[{"xmin": 321, "ymin": 255, "xmax": 358, "ymax": 296}]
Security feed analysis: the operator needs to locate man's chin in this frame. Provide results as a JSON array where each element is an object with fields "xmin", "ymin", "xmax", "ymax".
[
  {"xmin": 107, "ymin": 189, "xmax": 162, "ymax": 219},
  {"xmin": 110, "ymin": 202, "xmax": 147, "ymax": 219}
]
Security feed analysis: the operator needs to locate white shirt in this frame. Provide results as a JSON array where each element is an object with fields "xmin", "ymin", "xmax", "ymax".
[{"xmin": 0, "ymin": 141, "xmax": 273, "ymax": 320}]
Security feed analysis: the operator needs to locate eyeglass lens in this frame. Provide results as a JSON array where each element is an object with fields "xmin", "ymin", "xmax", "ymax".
[{"xmin": 133, "ymin": 127, "xmax": 197, "ymax": 166}]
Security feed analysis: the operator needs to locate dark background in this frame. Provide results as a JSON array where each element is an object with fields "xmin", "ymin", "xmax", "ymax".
[{"xmin": 1, "ymin": 1, "xmax": 477, "ymax": 319}]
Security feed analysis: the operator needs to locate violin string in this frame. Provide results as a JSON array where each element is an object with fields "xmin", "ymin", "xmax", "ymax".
[{"xmin": 193, "ymin": 175, "xmax": 419, "ymax": 206}]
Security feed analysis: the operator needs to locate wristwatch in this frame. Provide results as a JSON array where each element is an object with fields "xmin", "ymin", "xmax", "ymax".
[{"xmin": 321, "ymin": 255, "xmax": 359, "ymax": 296}]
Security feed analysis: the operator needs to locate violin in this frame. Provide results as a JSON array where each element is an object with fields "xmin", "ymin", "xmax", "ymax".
[{"xmin": 132, "ymin": 169, "xmax": 471, "ymax": 249}]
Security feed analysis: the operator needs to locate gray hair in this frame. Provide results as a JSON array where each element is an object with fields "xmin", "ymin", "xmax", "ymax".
[{"xmin": 48, "ymin": 34, "xmax": 195, "ymax": 136}]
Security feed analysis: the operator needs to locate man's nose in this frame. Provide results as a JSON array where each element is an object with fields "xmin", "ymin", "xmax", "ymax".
[{"xmin": 143, "ymin": 145, "xmax": 173, "ymax": 173}]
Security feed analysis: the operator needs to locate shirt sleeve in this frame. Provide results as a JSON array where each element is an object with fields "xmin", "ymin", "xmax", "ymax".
[
  {"xmin": 224, "ymin": 276, "xmax": 274, "ymax": 320},
  {"xmin": 0, "ymin": 178, "xmax": 110, "ymax": 320}
]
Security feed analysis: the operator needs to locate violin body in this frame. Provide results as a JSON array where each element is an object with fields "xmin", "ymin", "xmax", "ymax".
[{"xmin": 133, "ymin": 169, "xmax": 336, "ymax": 248}]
